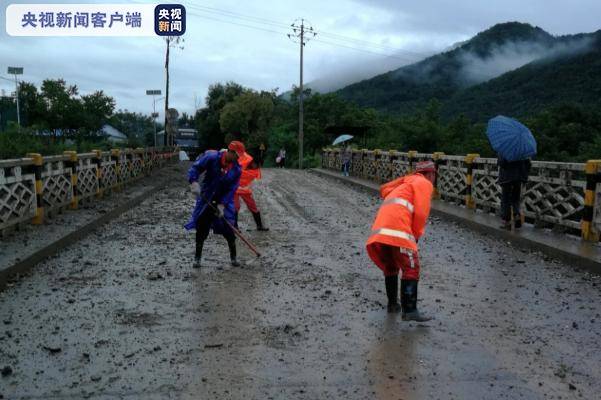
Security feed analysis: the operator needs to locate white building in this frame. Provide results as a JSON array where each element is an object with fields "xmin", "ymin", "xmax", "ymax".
[{"xmin": 101, "ymin": 124, "xmax": 128, "ymax": 144}]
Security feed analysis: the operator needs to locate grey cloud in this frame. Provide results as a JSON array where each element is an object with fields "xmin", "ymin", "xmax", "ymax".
[
  {"xmin": 350, "ymin": 0, "xmax": 601, "ymax": 36},
  {"xmin": 458, "ymin": 36, "xmax": 594, "ymax": 84},
  {"xmin": 2, "ymin": 0, "xmax": 600, "ymax": 119}
]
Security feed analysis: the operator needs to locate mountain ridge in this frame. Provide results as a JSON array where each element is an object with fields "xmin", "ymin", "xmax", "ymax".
[{"xmin": 334, "ymin": 22, "xmax": 601, "ymax": 120}]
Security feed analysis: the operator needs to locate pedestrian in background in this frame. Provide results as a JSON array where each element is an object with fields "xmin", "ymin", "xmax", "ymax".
[
  {"xmin": 498, "ymin": 157, "xmax": 531, "ymax": 229},
  {"xmin": 258, "ymin": 143, "xmax": 266, "ymax": 167},
  {"xmin": 366, "ymin": 161, "xmax": 437, "ymax": 321},
  {"xmin": 341, "ymin": 145, "xmax": 352, "ymax": 177},
  {"xmin": 276, "ymin": 147, "xmax": 286, "ymax": 168}
]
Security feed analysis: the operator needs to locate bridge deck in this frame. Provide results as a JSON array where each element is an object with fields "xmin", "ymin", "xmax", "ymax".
[{"xmin": 1, "ymin": 165, "xmax": 600, "ymax": 399}]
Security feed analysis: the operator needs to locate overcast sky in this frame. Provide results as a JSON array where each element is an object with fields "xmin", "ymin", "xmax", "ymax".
[{"xmin": 1, "ymin": 0, "xmax": 600, "ymax": 120}]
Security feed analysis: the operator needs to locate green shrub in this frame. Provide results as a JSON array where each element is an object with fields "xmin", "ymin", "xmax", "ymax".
[{"xmin": 0, "ymin": 123, "xmax": 123, "ymax": 159}]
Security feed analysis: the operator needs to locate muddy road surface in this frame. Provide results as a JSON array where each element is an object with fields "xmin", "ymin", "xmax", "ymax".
[{"xmin": 1, "ymin": 165, "xmax": 600, "ymax": 399}]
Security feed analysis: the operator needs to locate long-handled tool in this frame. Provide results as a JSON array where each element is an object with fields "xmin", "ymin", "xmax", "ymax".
[{"xmin": 197, "ymin": 191, "xmax": 261, "ymax": 257}]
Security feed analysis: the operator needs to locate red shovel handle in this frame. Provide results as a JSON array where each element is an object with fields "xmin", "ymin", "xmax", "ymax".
[
  {"xmin": 196, "ymin": 190, "xmax": 261, "ymax": 257},
  {"xmin": 224, "ymin": 219, "xmax": 261, "ymax": 257}
]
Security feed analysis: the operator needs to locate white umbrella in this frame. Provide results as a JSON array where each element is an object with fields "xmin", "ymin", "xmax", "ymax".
[
  {"xmin": 179, "ymin": 150, "xmax": 190, "ymax": 161},
  {"xmin": 332, "ymin": 134, "xmax": 353, "ymax": 145}
]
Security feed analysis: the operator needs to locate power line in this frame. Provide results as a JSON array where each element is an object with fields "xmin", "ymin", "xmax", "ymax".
[
  {"xmin": 313, "ymin": 38, "xmax": 420, "ymax": 63},
  {"xmin": 186, "ymin": 4, "xmax": 290, "ymax": 30},
  {"xmin": 185, "ymin": 3, "xmax": 431, "ymax": 58},
  {"xmin": 316, "ymin": 30, "xmax": 432, "ymax": 57},
  {"xmin": 188, "ymin": 12, "xmax": 498, "ymax": 80},
  {"xmin": 173, "ymin": 4, "xmax": 500, "ymax": 85},
  {"xmin": 187, "ymin": 12, "xmax": 290, "ymax": 37},
  {"xmin": 141, "ymin": 2, "xmax": 495, "ymax": 82},
  {"xmin": 187, "ymin": 11, "xmax": 418, "ymax": 63}
]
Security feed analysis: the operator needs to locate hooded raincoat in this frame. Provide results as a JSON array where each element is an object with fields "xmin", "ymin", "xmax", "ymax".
[
  {"xmin": 236, "ymin": 152, "xmax": 261, "ymax": 195},
  {"xmin": 184, "ymin": 150, "xmax": 241, "ymax": 233},
  {"xmin": 366, "ymin": 173, "xmax": 433, "ymax": 274}
]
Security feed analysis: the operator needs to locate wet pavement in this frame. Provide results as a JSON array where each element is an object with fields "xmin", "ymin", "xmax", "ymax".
[{"xmin": 1, "ymin": 164, "xmax": 600, "ymax": 399}]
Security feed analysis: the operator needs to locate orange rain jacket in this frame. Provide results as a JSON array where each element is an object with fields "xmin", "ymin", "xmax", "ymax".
[
  {"xmin": 236, "ymin": 152, "xmax": 261, "ymax": 195},
  {"xmin": 366, "ymin": 173, "xmax": 433, "ymax": 271}
]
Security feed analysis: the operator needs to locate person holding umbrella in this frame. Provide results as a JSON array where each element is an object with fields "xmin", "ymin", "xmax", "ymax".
[
  {"xmin": 332, "ymin": 134, "xmax": 354, "ymax": 176},
  {"xmin": 486, "ymin": 116, "xmax": 536, "ymax": 230},
  {"xmin": 497, "ymin": 157, "xmax": 531, "ymax": 229},
  {"xmin": 341, "ymin": 145, "xmax": 352, "ymax": 176}
]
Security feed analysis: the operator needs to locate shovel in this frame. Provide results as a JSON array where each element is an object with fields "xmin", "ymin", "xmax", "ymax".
[{"xmin": 197, "ymin": 191, "xmax": 262, "ymax": 257}]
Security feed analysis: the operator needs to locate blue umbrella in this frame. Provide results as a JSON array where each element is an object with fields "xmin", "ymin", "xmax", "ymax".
[
  {"xmin": 332, "ymin": 134, "xmax": 353, "ymax": 146},
  {"xmin": 486, "ymin": 116, "xmax": 537, "ymax": 162}
]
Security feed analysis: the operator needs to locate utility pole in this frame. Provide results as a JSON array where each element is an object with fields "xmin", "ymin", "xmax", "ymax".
[
  {"xmin": 7, "ymin": 67, "xmax": 23, "ymax": 127},
  {"xmin": 164, "ymin": 38, "xmax": 171, "ymax": 147},
  {"xmin": 289, "ymin": 20, "xmax": 315, "ymax": 169},
  {"xmin": 146, "ymin": 90, "xmax": 162, "ymax": 147},
  {"xmin": 163, "ymin": 37, "xmax": 183, "ymax": 147}
]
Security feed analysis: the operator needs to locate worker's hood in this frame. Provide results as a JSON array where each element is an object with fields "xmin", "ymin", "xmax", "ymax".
[
  {"xmin": 379, "ymin": 176, "xmax": 407, "ymax": 199},
  {"xmin": 238, "ymin": 152, "xmax": 253, "ymax": 169}
]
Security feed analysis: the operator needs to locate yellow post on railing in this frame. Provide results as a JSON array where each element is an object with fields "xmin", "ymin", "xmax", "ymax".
[
  {"xmin": 432, "ymin": 152, "xmax": 445, "ymax": 199},
  {"xmin": 408, "ymin": 150, "xmax": 418, "ymax": 172},
  {"xmin": 373, "ymin": 149, "xmax": 382, "ymax": 182},
  {"xmin": 64, "ymin": 151, "xmax": 79, "ymax": 210},
  {"xmin": 465, "ymin": 153, "xmax": 479, "ymax": 209},
  {"xmin": 582, "ymin": 160, "xmax": 601, "ymax": 241},
  {"xmin": 136, "ymin": 148, "xmax": 145, "ymax": 180},
  {"xmin": 111, "ymin": 149, "xmax": 122, "ymax": 191},
  {"xmin": 361, "ymin": 149, "xmax": 368, "ymax": 178},
  {"xmin": 93, "ymin": 150, "xmax": 103, "ymax": 198},
  {"xmin": 26, "ymin": 153, "xmax": 44, "ymax": 225},
  {"xmin": 124, "ymin": 148, "xmax": 133, "ymax": 182}
]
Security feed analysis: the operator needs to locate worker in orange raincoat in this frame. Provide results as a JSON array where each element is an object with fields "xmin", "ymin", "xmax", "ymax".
[
  {"xmin": 235, "ymin": 149, "xmax": 269, "ymax": 231},
  {"xmin": 366, "ymin": 161, "xmax": 437, "ymax": 321}
]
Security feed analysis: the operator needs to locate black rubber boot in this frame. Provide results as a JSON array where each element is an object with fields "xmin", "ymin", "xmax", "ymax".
[
  {"xmin": 514, "ymin": 215, "xmax": 522, "ymax": 229},
  {"xmin": 227, "ymin": 238, "xmax": 240, "ymax": 267},
  {"xmin": 194, "ymin": 240, "xmax": 204, "ymax": 269},
  {"xmin": 252, "ymin": 212, "xmax": 269, "ymax": 231},
  {"xmin": 499, "ymin": 220, "xmax": 512, "ymax": 230},
  {"xmin": 401, "ymin": 280, "xmax": 432, "ymax": 322},
  {"xmin": 385, "ymin": 276, "xmax": 401, "ymax": 313}
]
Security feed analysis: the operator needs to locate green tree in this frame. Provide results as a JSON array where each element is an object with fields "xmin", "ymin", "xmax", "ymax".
[
  {"xmin": 80, "ymin": 91, "xmax": 115, "ymax": 134},
  {"xmin": 109, "ymin": 111, "xmax": 158, "ymax": 147},
  {"xmin": 39, "ymin": 79, "xmax": 82, "ymax": 138},
  {"xmin": 17, "ymin": 82, "xmax": 45, "ymax": 128},
  {"xmin": 219, "ymin": 90, "xmax": 275, "ymax": 149},
  {"xmin": 195, "ymin": 82, "xmax": 245, "ymax": 149}
]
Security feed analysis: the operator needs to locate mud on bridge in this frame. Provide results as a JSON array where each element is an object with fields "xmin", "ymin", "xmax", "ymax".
[{"xmin": 1, "ymin": 164, "xmax": 600, "ymax": 399}]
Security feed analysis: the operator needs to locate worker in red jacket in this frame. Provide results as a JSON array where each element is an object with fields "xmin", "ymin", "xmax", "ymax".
[
  {"xmin": 366, "ymin": 161, "xmax": 437, "ymax": 321},
  {"xmin": 235, "ymin": 149, "xmax": 269, "ymax": 231}
]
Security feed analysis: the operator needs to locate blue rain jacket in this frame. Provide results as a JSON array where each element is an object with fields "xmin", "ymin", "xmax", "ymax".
[{"xmin": 184, "ymin": 150, "xmax": 241, "ymax": 233}]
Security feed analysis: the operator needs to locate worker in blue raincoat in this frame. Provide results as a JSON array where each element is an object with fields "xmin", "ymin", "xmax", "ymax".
[{"xmin": 185, "ymin": 141, "xmax": 245, "ymax": 268}]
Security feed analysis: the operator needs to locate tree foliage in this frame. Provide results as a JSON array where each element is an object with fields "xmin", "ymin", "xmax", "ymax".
[
  {"xmin": 6, "ymin": 79, "xmax": 115, "ymax": 139},
  {"xmin": 195, "ymin": 78, "xmax": 601, "ymax": 166},
  {"xmin": 109, "ymin": 111, "xmax": 159, "ymax": 148},
  {"xmin": 195, "ymin": 82, "xmax": 245, "ymax": 150},
  {"xmin": 219, "ymin": 90, "xmax": 275, "ymax": 149}
]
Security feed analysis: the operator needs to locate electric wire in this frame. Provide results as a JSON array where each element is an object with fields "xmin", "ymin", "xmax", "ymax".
[
  {"xmin": 188, "ymin": 12, "xmax": 291, "ymax": 38},
  {"xmin": 185, "ymin": 3, "xmax": 431, "ymax": 58},
  {"xmin": 135, "ymin": 1, "xmax": 495, "ymax": 81},
  {"xmin": 187, "ymin": 11, "xmax": 420, "ymax": 63}
]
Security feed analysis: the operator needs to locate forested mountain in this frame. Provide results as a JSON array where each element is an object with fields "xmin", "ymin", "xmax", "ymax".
[
  {"xmin": 440, "ymin": 32, "xmax": 601, "ymax": 121},
  {"xmin": 336, "ymin": 22, "xmax": 600, "ymax": 121}
]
